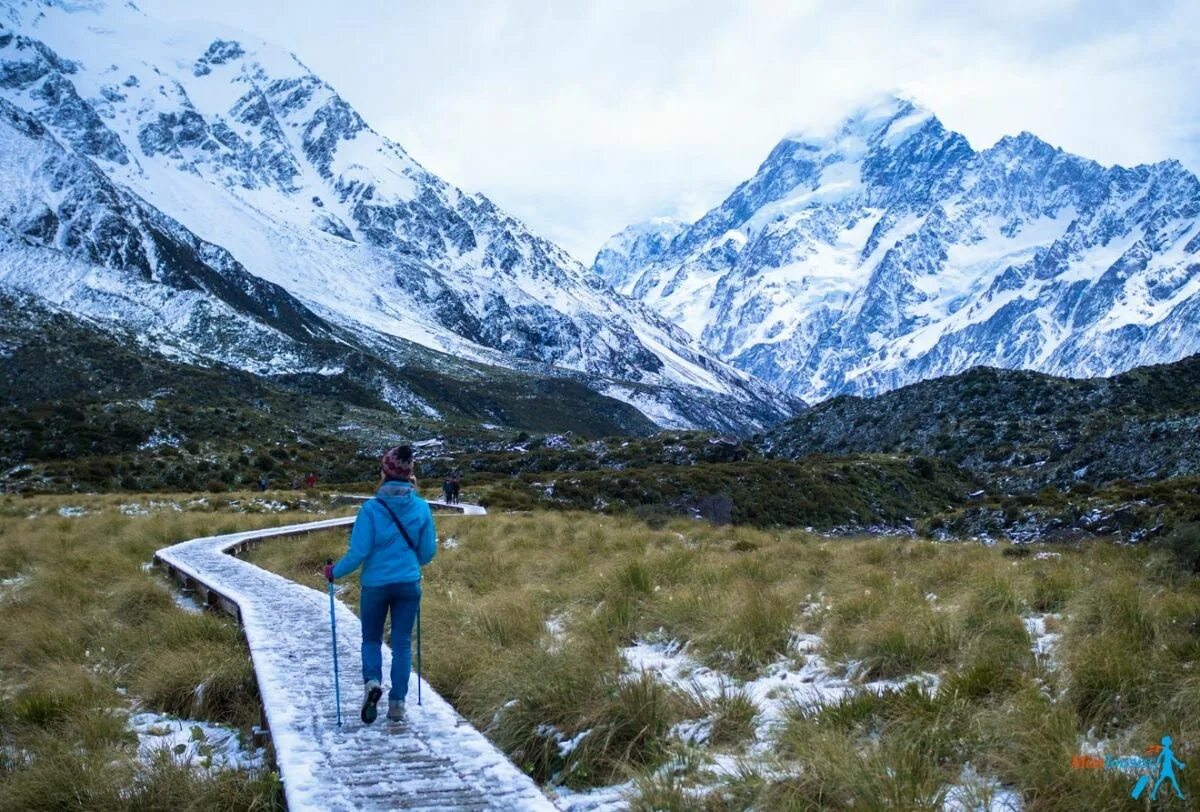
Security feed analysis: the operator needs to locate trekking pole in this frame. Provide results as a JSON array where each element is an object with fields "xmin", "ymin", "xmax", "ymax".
[
  {"xmin": 326, "ymin": 559, "xmax": 342, "ymax": 727},
  {"xmin": 416, "ymin": 603, "xmax": 422, "ymax": 705}
]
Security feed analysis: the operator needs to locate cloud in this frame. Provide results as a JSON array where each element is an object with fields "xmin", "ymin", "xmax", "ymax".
[{"xmin": 142, "ymin": 0, "xmax": 1200, "ymax": 263}]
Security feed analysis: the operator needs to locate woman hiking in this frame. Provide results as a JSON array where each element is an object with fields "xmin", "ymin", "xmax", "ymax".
[{"xmin": 324, "ymin": 446, "xmax": 436, "ymax": 724}]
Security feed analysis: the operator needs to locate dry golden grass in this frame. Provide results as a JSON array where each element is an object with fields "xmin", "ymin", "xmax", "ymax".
[
  {"xmin": 11, "ymin": 493, "xmax": 1186, "ymax": 809},
  {"xmin": 249, "ymin": 509, "xmax": 1200, "ymax": 807},
  {"xmin": 0, "ymin": 490, "xmax": 357, "ymax": 811}
]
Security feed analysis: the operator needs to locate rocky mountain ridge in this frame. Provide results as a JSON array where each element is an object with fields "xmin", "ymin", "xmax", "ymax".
[
  {"xmin": 765, "ymin": 353, "xmax": 1200, "ymax": 490},
  {"xmin": 0, "ymin": 0, "xmax": 795, "ymax": 433},
  {"xmin": 596, "ymin": 95, "xmax": 1200, "ymax": 401}
]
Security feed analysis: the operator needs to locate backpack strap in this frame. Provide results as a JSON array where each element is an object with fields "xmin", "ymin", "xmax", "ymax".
[{"xmin": 374, "ymin": 498, "xmax": 420, "ymax": 555}]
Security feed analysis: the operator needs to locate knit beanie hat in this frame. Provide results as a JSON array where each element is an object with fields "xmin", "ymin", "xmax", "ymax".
[{"xmin": 381, "ymin": 445, "xmax": 414, "ymax": 481}]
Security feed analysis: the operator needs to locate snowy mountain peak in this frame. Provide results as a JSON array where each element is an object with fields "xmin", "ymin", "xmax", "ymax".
[
  {"xmin": 595, "ymin": 99, "xmax": 1200, "ymax": 402},
  {"xmin": 0, "ymin": 0, "xmax": 796, "ymax": 432},
  {"xmin": 593, "ymin": 217, "xmax": 688, "ymax": 295},
  {"xmin": 784, "ymin": 94, "xmax": 934, "ymax": 149}
]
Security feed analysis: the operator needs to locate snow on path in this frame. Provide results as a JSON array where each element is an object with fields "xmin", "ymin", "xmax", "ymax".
[
  {"xmin": 430, "ymin": 500, "xmax": 487, "ymax": 516},
  {"xmin": 155, "ymin": 506, "xmax": 554, "ymax": 811},
  {"xmin": 336, "ymin": 494, "xmax": 488, "ymax": 517}
]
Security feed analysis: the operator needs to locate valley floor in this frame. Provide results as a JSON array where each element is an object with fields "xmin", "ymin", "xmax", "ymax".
[
  {"xmin": 253, "ymin": 509, "xmax": 1199, "ymax": 811},
  {"xmin": 2, "ymin": 493, "xmax": 1197, "ymax": 810}
]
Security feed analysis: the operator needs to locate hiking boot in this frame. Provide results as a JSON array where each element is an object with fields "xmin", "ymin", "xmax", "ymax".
[
  {"xmin": 386, "ymin": 700, "xmax": 405, "ymax": 722},
  {"xmin": 361, "ymin": 680, "xmax": 382, "ymax": 724}
]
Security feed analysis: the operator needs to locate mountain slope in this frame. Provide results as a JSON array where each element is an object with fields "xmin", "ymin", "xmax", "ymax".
[
  {"xmin": 596, "ymin": 95, "xmax": 1200, "ymax": 401},
  {"xmin": 0, "ymin": 0, "xmax": 795, "ymax": 432},
  {"xmin": 0, "ymin": 287, "xmax": 682, "ymax": 494},
  {"xmin": 765, "ymin": 353, "xmax": 1200, "ymax": 489}
]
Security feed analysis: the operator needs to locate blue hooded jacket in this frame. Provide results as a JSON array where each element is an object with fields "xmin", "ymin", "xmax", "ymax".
[{"xmin": 331, "ymin": 481, "xmax": 437, "ymax": 586}]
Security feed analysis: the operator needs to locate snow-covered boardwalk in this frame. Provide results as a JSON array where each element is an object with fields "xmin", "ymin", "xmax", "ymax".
[{"xmin": 154, "ymin": 502, "xmax": 554, "ymax": 811}]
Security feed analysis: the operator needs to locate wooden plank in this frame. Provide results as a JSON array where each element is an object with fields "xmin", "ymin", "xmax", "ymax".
[{"xmin": 155, "ymin": 508, "xmax": 554, "ymax": 811}]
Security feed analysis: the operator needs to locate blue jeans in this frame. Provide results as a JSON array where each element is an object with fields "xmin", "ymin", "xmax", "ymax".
[{"xmin": 359, "ymin": 581, "xmax": 421, "ymax": 701}]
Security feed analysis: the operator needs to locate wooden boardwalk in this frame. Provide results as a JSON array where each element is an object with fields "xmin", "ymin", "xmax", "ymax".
[{"xmin": 155, "ymin": 501, "xmax": 555, "ymax": 811}]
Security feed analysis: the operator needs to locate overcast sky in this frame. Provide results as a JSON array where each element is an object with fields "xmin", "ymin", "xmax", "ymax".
[{"xmin": 142, "ymin": 0, "xmax": 1200, "ymax": 264}]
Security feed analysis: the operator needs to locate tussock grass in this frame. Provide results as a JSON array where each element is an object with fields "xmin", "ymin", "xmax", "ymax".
[
  {"xmin": 765, "ymin": 729, "xmax": 950, "ymax": 810},
  {"xmin": 691, "ymin": 682, "xmax": 758, "ymax": 749},
  {"xmin": 0, "ymin": 491, "xmax": 342, "ymax": 809},
  {"xmin": 571, "ymin": 671, "xmax": 690, "ymax": 784},
  {"xmin": 134, "ymin": 643, "xmax": 257, "ymax": 726},
  {"xmin": 247, "ymin": 509, "xmax": 1200, "ymax": 807},
  {"xmin": 699, "ymin": 585, "xmax": 795, "ymax": 676},
  {"xmin": 470, "ymin": 589, "xmax": 547, "ymax": 649},
  {"xmin": 973, "ymin": 688, "xmax": 1136, "ymax": 810},
  {"xmin": 0, "ymin": 744, "xmax": 282, "ymax": 812}
]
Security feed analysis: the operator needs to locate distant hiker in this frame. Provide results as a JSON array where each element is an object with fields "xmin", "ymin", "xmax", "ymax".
[
  {"xmin": 442, "ymin": 478, "xmax": 453, "ymax": 503},
  {"xmin": 450, "ymin": 475, "xmax": 461, "ymax": 505},
  {"xmin": 291, "ymin": 477, "xmax": 301, "ymax": 490},
  {"xmin": 324, "ymin": 446, "xmax": 436, "ymax": 724},
  {"xmin": 258, "ymin": 476, "xmax": 268, "ymax": 492},
  {"xmin": 305, "ymin": 472, "xmax": 317, "ymax": 489}
]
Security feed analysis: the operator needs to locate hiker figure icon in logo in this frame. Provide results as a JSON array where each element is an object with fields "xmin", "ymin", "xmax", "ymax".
[{"xmin": 1150, "ymin": 735, "xmax": 1186, "ymax": 801}]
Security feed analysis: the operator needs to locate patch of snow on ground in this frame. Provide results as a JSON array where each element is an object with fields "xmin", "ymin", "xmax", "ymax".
[
  {"xmin": 138, "ymin": 430, "xmax": 183, "ymax": 451},
  {"xmin": 1023, "ymin": 613, "xmax": 1062, "ymax": 664},
  {"xmin": 170, "ymin": 585, "xmax": 204, "ymax": 615},
  {"xmin": 551, "ymin": 781, "xmax": 633, "ymax": 812},
  {"xmin": 441, "ymin": 536, "xmax": 459, "ymax": 550},
  {"xmin": 122, "ymin": 500, "xmax": 195, "ymax": 515},
  {"xmin": 614, "ymin": 634, "xmax": 1032, "ymax": 810},
  {"xmin": 247, "ymin": 499, "xmax": 289, "ymax": 512},
  {"xmin": 129, "ymin": 711, "xmax": 264, "ymax": 772},
  {"xmin": 942, "ymin": 763, "xmax": 1023, "ymax": 811},
  {"xmin": 0, "ymin": 573, "xmax": 28, "ymax": 604},
  {"xmin": 624, "ymin": 634, "xmax": 938, "ymax": 744},
  {"xmin": 543, "ymin": 614, "xmax": 568, "ymax": 653},
  {"xmin": 57, "ymin": 505, "xmax": 88, "ymax": 517}
]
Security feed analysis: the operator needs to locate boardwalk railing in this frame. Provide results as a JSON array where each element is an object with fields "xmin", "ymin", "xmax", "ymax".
[{"xmin": 155, "ymin": 503, "xmax": 555, "ymax": 811}]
